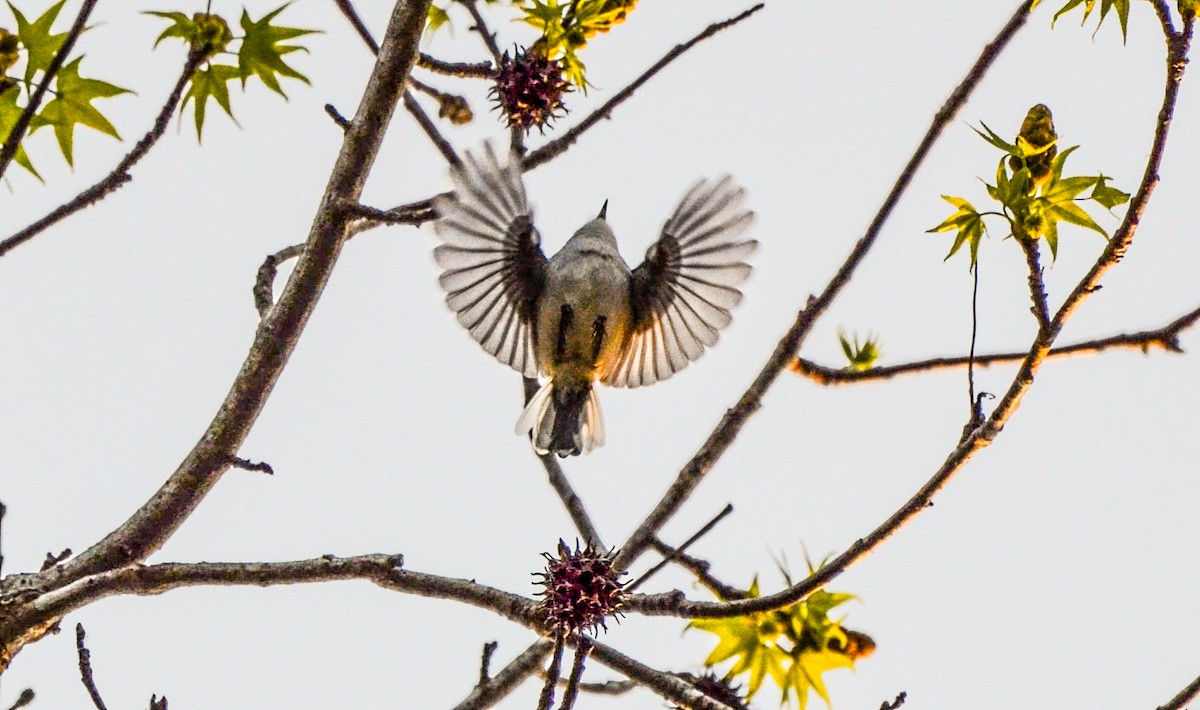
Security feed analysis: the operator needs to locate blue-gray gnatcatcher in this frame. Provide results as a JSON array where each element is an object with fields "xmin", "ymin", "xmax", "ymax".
[{"xmin": 433, "ymin": 145, "xmax": 756, "ymax": 457}]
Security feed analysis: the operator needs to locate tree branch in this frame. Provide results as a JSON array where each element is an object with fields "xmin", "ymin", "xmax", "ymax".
[
  {"xmin": 622, "ymin": 6, "xmax": 1193, "ymax": 620},
  {"xmin": 452, "ymin": 640, "xmax": 554, "ymax": 710},
  {"xmin": 523, "ymin": 4, "xmax": 764, "ymax": 173},
  {"xmin": 586, "ymin": 641, "xmax": 736, "ymax": 710},
  {"xmin": 34, "ymin": 0, "xmax": 432, "ymax": 596},
  {"xmin": 612, "ymin": 0, "xmax": 1039, "ymax": 573},
  {"xmin": 0, "ymin": 0, "xmax": 98, "ymax": 180},
  {"xmin": 1157, "ymin": 672, "xmax": 1200, "ymax": 710},
  {"xmin": 790, "ymin": 303, "xmax": 1200, "ymax": 385},
  {"xmin": 0, "ymin": 45, "xmax": 206, "ymax": 259},
  {"xmin": 75, "ymin": 624, "xmax": 109, "ymax": 710}
]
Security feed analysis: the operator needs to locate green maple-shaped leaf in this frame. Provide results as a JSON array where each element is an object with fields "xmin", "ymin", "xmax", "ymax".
[
  {"xmin": 36, "ymin": 56, "xmax": 131, "ymax": 166},
  {"xmin": 1051, "ymin": 0, "xmax": 1131, "ymax": 42},
  {"xmin": 237, "ymin": 3, "xmax": 317, "ymax": 97},
  {"xmin": 181, "ymin": 63, "xmax": 239, "ymax": 142},
  {"xmin": 1091, "ymin": 173, "xmax": 1131, "ymax": 211},
  {"xmin": 145, "ymin": 10, "xmax": 195, "ymax": 48},
  {"xmin": 0, "ymin": 80, "xmax": 43, "ymax": 177},
  {"xmin": 688, "ymin": 579, "xmax": 790, "ymax": 699},
  {"xmin": 1028, "ymin": 146, "xmax": 1107, "ymax": 259},
  {"xmin": 928, "ymin": 195, "xmax": 986, "ymax": 268},
  {"xmin": 781, "ymin": 647, "xmax": 856, "ymax": 710},
  {"xmin": 425, "ymin": 4, "xmax": 451, "ymax": 34},
  {"xmin": 9, "ymin": 0, "xmax": 66, "ymax": 82}
]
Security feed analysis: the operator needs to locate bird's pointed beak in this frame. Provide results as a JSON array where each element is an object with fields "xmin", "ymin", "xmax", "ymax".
[{"xmin": 597, "ymin": 200, "xmax": 609, "ymax": 220}]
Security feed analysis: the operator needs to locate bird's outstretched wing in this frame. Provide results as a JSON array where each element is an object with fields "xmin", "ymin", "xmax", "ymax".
[
  {"xmin": 433, "ymin": 145, "xmax": 547, "ymax": 378},
  {"xmin": 601, "ymin": 176, "xmax": 756, "ymax": 388}
]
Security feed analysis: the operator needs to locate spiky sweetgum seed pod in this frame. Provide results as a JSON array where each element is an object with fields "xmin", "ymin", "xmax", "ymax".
[
  {"xmin": 673, "ymin": 672, "xmax": 749, "ymax": 710},
  {"xmin": 535, "ymin": 540, "xmax": 625, "ymax": 635},
  {"xmin": 490, "ymin": 47, "xmax": 572, "ymax": 132}
]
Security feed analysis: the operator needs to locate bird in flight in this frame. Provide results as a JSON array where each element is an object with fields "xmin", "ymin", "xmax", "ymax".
[{"xmin": 432, "ymin": 145, "xmax": 756, "ymax": 457}]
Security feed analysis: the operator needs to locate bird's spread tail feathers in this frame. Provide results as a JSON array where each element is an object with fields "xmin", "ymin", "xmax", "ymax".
[{"xmin": 515, "ymin": 380, "xmax": 605, "ymax": 457}]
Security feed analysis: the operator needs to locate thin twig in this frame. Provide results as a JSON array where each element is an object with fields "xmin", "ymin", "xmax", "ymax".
[
  {"xmin": 558, "ymin": 637, "xmax": 591, "ymax": 710},
  {"xmin": 0, "ymin": 48, "xmax": 207, "ymax": 259},
  {"xmin": 586, "ymin": 641, "xmax": 735, "ymax": 710},
  {"xmin": 404, "ymin": 91, "xmax": 462, "ymax": 166},
  {"xmin": 75, "ymin": 624, "xmax": 108, "ymax": 710},
  {"xmin": 418, "ymin": 53, "xmax": 493, "ymax": 78},
  {"xmin": 452, "ymin": 640, "xmax": 555, "ymax": 710},
  {"xmin": 612, "ymin": 0, "xmax": 1038, "ymax": 573},
  {"xmin": 790, "ymin": 302, "xmax": 1200, "ymax": 385},
  {"xmin": 524, "ymin": 4, "xmax": 764, "ymax": 172},
  {"xmin": 648, "ymin": 539, "xmax": 745, "ymax": 601},
  {"xmin": 624, "ymin": 4, "xmax": 1193, "ymax": 621},
  {"xmin": 41, "ymin": 549, "xmax": 72, "ymax": 571},
  {"xmin": 324, "ymin": 104, "xmax": 352, "ymax": 131},
  {"xmin": 331, "ymin": 0, "xmax": 380, "ymax": 54},
  {"xmin": 253, "ymin": 244, "xmax": 305, "ymax": 317},
  {"xmin": 625, "ymin": 504, "xmax": 733, "ymax": 593},
  {"xmin": 478, "ymin": 641, "xmax": 499, "ymax": 684},
  {"xmin": 537, "ymin": 633, "xmax": 565, "ymax": 710},
  {"xmin": 0, "ymin": 0, "xmax": 99, "ymax": 180},
  {"xmin": 1157, "ymin": 672, "xmax": 1200, "ymax": 710},
  {"xmin": 224, "ymin": 455, "xmax": 274, "ymax": 475},
  {"xmin": 5, "ymin": 689, "xmax": 35, "ymax": 710},
  {"xmin": 880, "ymin": 691, "xmax": 908, "ymax": 710},
  {"xmin": 410, "ymin": 77, "xmax": 473, "ymax": 126}
]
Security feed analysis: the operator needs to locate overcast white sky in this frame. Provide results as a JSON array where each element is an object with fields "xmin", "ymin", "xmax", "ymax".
[{"xmin": 2, "ymin": 1, "xmax": 1199, "ymax": 708}]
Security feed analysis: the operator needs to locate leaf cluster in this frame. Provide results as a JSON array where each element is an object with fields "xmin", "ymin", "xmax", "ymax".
[
  {"xmin": 1033, "ymin": 0, "xmax": 1131, "ymax": 41},
  {"xmin": 1, "ymin": 1, "xmax": 131, "ymax": 178},
  {"xmin": 147, "ymin": 3, "xmax": 317, "ymax": 141},
  {"xmin": 688, "ymin": 578, "xmax": 869, "ymax": 709},
  {"xmin": 839, "ymin": 331, "xmax": 881, "ymax": 372},
  {"xmin": 518, "ymin": 0, "xmax": 637, "ymax": 87},
  {"xmin": 929, "ymin": 105, "xmax": 1129, "ymax": 268}
]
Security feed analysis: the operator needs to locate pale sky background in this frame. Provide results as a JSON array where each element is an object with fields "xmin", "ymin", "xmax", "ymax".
[{"xmin": 2, "ymin": 1, "xmax": 1199, "ymax": 708}]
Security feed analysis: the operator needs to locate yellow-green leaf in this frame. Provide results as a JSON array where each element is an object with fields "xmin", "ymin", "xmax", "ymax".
[
  {"xmin": 9, "ymin": 0, "xmax": 66, "ymax": 82},
  {"xmin": 0, "ymin": 80, "xmax": 41, "ymax": 177},
  {"xmin": 36, "ymin": 56, "xmax": 131, "ymax": 166},
  {"xmin": 181, "ymin": 63, "xmax": 239, "ymax": 142},
  {"xmin": 237, "ymin": 3, "xmax": 318, "ymax": 97}
]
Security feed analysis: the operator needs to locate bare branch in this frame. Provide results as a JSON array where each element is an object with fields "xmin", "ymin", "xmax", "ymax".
[
  {"xmin": 223, "ymin": 455, "xmax": 274, "ymax": 475},
  {"xmin": 456, "ymin": 0, "xmax": 524, "ymax": 155},
  {"xmin": 536, "ymin": 633, "xmax": 565, "ymax": 710},
  {"xmin": 648, "ymin": 538, "xmax": 745, "ymax": 601},
  {"xmin": 1157, "ymin": 672, "xmax": 1200, "ymax": 710},
  {"xmin": 324, "ymin": 103, "xmax": 352, "ymax": 132},
  {"xmin": 418, "ymin": 53, "xmax": 493, "ymax": 78},
  {"xmin": 0, "ymin": 0, "xmax": 98, "ymax": 180},
  {"xmin": 75, "ymin": 624, "xmax": 109, "ymax": 710},
  {"xmin": 404, "ymin": 91, "xmax": 462, "ymax": 166},
  {"xmin": 0, "ymin": 48, "xmax": 206, "ymax": 259},
  {"xmin": 36, "ymin": 0, "xmax": 433, "ymax": 596},
  {"xmin": 41, "ymin": 549, "xmax": 72, "ymax": 571},
  {"xmin": 478, "ymin": 640, "xmax": 499, "ymax": 684},
  {"xmin": 626, "ymin": 504, "xmax": 733, "ymax": 592},
  {"xmin": 586, "ymin": 641, "xmax": 736, "ymax": 710},
  {"xmin": 623, "ymin": 5, "xmax": 1194, "ymax": 620},
  {"xmin": 331, "ymin": 0, "xmax": 380, "ymax": 54},
  {"xmin": 524, "ymin": 4, "xmax": 764, "ymax": 173},
  {"xmin": 790, "ymin": 303, "xmax": 1200, "ymax": 385},
  {"xmin": 880, "ymin": 691, "xmax": 908, "ymax": 710},
  {"xmin": 613, "ymin": 0, "xmax": 1039, "ymax": 573},
  {"xmin": 5, "ymin": 689, "xmax": 35, "ymax": 710},
  {"xmin": 558, "ymin": 636, "xmax": 592, "ymax": 710},
  {"xmin": 1019, "ymin": 237, "xmax": 1051, "ymax": 331},
  {"xmin": 453, "ymin": 640, "xmax": 554, "ymax": 710}
]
